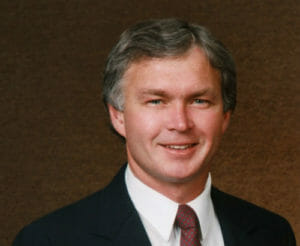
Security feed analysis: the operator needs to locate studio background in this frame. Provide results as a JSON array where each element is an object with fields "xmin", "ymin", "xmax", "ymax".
[{"xmin": 1, "ymin": 1, "xmax": 299, "ymax": 245}]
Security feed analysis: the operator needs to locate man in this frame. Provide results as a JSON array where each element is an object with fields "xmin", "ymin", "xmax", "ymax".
[{"xmin": 13, "ymin": 19, "xmax": 296, "ymax": 246}]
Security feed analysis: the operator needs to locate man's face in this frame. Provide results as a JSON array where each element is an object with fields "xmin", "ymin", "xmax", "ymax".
[{"xmin": 109, "ymin": 47, "xmax": 231, "ymax": 190}]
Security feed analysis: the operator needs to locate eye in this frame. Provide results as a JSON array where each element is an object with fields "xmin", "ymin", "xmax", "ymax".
[
  {"xmin": 193, "ymin": 99, "xmax": 208, "ymax": 104},
  {"xmin": 148, "ymin": 99, "xmax": 162, "ymax": 105}
]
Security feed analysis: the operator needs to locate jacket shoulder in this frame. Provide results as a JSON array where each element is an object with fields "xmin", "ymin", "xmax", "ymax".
[
  {"xmin": 13, "ymin": 166, "xmax": 143, "ymax": 246},
  {"xmin": 211, "ymin": 187, "xmax": 296, "ymax": 246},
  {"xmin": 12, "ymin": 188, "xmax": 111, "ymax": 246}
]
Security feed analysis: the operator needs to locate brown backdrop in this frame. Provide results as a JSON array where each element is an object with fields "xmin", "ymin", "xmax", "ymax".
[{"xmin": 1, "ymin": 1, "xmax": 299, "ymax": 245}]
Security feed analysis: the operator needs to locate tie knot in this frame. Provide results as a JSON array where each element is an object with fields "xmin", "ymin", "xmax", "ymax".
[{"xmin": 176, "ymin": 204, "xmax": 199, "ymax": 230}]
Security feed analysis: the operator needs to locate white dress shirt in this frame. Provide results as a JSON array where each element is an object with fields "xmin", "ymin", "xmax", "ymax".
[{"xmin": 125, "ymin": 165, "xmax": 225, "ymax": 246}]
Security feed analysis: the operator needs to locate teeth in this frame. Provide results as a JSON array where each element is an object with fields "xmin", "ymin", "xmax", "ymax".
[{"xmin": 166, "ymin": 145, "xmax": 192, "ymax": 150}]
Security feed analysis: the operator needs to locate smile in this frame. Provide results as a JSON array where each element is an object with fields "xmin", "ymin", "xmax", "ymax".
[{"xmin": 164, "ymin": 144, "xmax": 196, "ymax": 150}]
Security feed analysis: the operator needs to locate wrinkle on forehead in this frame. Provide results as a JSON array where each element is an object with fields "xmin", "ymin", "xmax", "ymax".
[{"xmin": 121, "ymin": 46, "xmax": 222, "ymax": 110}]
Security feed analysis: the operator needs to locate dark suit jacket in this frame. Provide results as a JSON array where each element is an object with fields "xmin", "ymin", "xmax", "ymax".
[{"xmin": 13, "ymin": 166, "xmax": 296, "ymax": 246}]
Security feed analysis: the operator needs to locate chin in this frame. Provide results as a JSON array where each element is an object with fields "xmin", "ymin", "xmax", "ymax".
[{"xmin": 160, "ymin": 168, "xmax": 201, "ymax": 184}]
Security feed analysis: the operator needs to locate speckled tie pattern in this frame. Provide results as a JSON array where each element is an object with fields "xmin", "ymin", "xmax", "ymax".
[{"xmin": 176, "ymin": 204, "xmax": 201, "ymax": 246}]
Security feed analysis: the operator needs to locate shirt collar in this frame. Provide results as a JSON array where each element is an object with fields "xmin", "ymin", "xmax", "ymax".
[
  {"xmin": 125, "ymin": 164, "xmax": 213, "ymax": 242},
  {"xmin": 187, "ymin": 173, "xmax": 213, "ymax": 240}
]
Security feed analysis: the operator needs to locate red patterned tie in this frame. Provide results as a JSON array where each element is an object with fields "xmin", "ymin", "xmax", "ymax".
[{"xmin": 176, "ymin": 204, "xmax": 201, "ymax": 246}]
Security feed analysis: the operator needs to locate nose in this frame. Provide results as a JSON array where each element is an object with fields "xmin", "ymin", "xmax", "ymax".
[{"xmin": 166, "ymin": 103, "xmax": 194, "ymax": 132}]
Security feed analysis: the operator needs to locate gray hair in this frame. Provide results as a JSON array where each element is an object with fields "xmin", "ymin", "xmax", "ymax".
[{"xmin": 102, "ymin": 18, "xmax": 236, "ymax": 112}]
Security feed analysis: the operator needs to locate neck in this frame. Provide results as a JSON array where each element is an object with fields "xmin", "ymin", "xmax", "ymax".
[{"xmin": 129, "ymin": 163, "xmax": 209, "ymax": 204}]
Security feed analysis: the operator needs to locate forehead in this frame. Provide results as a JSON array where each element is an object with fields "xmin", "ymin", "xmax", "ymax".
[
  {"xmin": 126, "ymin": 46, "xmax": 210, "ymax": 71},
  {"xmin": 122, "ymin": 47, "xmax": 221, "ymax": 92}
]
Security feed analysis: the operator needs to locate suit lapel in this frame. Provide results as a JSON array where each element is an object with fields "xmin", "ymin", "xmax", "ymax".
[
  {"xmin": 102, "ymin": 169, "xmax": 251, "ymax": 246},
  {"xmin": 211, "ymin": 187, "xmax": 276, "ymax": 246},
  {"xmin": 90, "ymin": 165, "xmax": 151, "ymax": 246},
  {"xmin": 211, "ymin": 187, "xmax": 251, "ymax": 246},
  {"xmin": 86, "ymin": 167, "xmax": 290, "ymax": 246},
  {"xmin": 85, "ymin": 168, "xmax": 293, "ymax": 246},
  {"xmin": 112, "ymin": 214, "xmax": 152, "ymax": 246},
  {"xmin": 91, "ymin": 169, "xmax": 251, "ymax": 246}
]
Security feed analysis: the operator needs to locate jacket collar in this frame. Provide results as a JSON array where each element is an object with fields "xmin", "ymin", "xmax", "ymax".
[
  {"xmin": 87, "ymin": 166, "xmax": 259, "ymax": 246},
  {"xmin": 211, "ymin": 187, "xmax": 260, "ymax": 246},
  {"xmin": 89, "ymin": 165, "xmax": 151, "ymax": 245}
]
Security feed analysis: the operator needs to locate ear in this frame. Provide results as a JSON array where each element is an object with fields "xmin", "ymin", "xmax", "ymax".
[
  {"xmin": 221, "ymin": 111, "xmax": 231, "ymax": 134},
  {"xmin": 108, "ymin": 104, "xmax": 126, "ymax": 138}
]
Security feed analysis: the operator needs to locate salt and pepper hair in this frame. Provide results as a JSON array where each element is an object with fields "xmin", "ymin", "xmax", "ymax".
[{"xmin": 102, "ymin": 18, "xmax": 236, "ymax": 112}]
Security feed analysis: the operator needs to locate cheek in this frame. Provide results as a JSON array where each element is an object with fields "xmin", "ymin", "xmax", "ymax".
[
  {"xmin": 194, "ymin": 112, "xmax": 225, "ymax": 136},
  {"xmin": 124, "ymin": 110, "xmax": 161, "ymax": 138}
]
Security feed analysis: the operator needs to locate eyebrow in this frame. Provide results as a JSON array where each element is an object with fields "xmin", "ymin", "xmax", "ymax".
[
  {"xmin": 137, "ymin": 88, "xmax": 215, "ymax": 99},
  {"xmin": 137, "ymin": 89, "xmax": 169, "ymax": 98}
]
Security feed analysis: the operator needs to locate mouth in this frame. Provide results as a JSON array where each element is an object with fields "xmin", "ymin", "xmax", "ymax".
[
  {"xmin": 158, "ymin": 143, "xmax": 198, "ymax": 158},
  {"xmin": 161, "ymin": 143, "xmax": 197, "ymax": 150},
  {"xmin": 161, "ymin": 143, "xmax": 197, "ymax": 151}
]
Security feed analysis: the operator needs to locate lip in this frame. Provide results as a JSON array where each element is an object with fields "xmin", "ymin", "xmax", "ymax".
[
  {"xmin": 163, "ymin": 143, "xmax": 197, "ymax": 149},
  {"xmin": 159, "ymin": 143, "xmax": 198, "ymax": 157}
]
